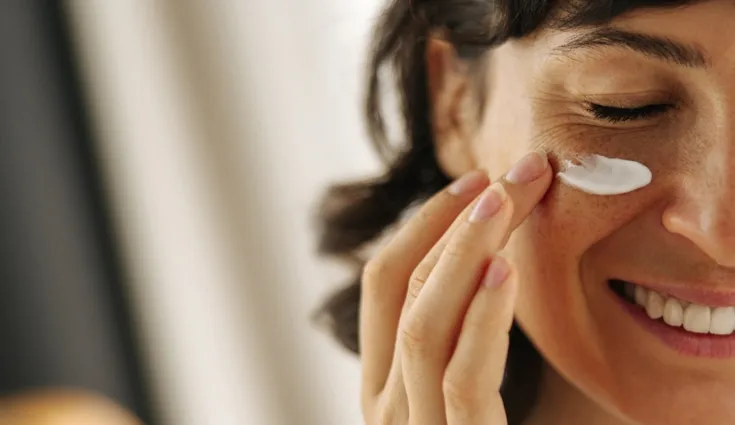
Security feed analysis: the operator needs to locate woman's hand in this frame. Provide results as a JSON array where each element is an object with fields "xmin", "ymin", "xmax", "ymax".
[{"xmin": 360, "ymin": 150, "xmax": 552, "ymax": 425}]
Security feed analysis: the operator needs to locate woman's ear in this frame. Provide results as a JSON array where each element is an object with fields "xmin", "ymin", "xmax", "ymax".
[{"xmin": 426, "ymin": 36, "xmax": 477, "ymax": 179}]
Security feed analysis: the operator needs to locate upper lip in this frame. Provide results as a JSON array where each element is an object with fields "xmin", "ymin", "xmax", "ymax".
[{"xmin": 616, "ymin": 279, "xmax": 735, "ymax": 308}]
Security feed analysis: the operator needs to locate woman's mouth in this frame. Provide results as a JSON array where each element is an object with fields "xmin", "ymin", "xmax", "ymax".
[
  {"xmin": 609, "ymin": 279, "xmax": 735, "ymax": 358},
  {"xmin": 611, "ymin": 279, "xmax": 735, "ymax": 335}
]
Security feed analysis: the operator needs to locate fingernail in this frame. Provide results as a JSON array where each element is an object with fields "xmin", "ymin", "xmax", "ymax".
[
  {"xmin": 448, "ymin": 170, "xmax": 487, "ymax": 196},
  {"xmin": 483, "ymin": 255, "xmax": 510, "ymax": 289},
  {"xmin": 468, "ymin": 183, "xmax": 506, "ymax": 223},
  {"xmin": 505, "ymin": 150, "xmax": 548, "ymax": 185}
]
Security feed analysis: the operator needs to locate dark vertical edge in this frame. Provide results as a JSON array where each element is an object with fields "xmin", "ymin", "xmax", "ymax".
[{"xmin": 37, "ymin": 2, "xmax": 157, "ymax": 423}]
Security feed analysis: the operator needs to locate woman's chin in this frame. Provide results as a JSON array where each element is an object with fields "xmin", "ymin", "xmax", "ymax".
[{"xmin": 544, "ymin": 276, "xmax": 735, "ymax": 425}]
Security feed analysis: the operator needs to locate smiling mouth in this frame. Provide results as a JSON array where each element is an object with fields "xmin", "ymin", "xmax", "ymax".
[{"xmin": 609, "ymin": 279, "xmax": 735, "ymax": 336}]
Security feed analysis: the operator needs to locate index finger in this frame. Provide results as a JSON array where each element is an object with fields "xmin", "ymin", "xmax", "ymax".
[{"xmin": 498, "ymin": 148, "xmax": 554, "ymax": 244}]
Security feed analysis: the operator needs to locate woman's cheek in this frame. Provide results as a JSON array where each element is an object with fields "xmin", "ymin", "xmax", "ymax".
[
  {"xmin": 506, "ymin": 194, "xmax": 596, "ymax": 382},
  {"xmin": 507, "ymin": 180, "xmax": 596, "ymax": 318},
  {"xmin": 505, "ymin": 175, "xmax": 655, "ymax": 354}
]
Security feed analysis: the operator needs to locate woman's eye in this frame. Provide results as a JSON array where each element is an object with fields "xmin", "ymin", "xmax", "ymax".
[{"xmin": 585, "ymin": 103, "xmax": 673, "ymax": 123}]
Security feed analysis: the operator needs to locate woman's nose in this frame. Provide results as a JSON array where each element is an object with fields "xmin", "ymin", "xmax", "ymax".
[{"xmin": 662, "ymin": 165, "xmax": 735, "ymax": 268}]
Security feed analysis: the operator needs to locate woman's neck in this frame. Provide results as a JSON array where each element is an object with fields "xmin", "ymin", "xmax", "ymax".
[{"xmin": 521, "ymin": 364, "xmax": 631, "ymax": 425}]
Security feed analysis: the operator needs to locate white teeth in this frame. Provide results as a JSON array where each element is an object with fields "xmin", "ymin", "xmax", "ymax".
[
  {"xmin": 684, "ymin": 305, "xmax": 711, "ymax": 334},
  {"xmin": 663, "ymin": 298, "xmax": 684, "ymax": 327},
  {"xmin": 635, "ymin": 286, "xmax": 648, "ymax": 307},
  {"xmin": 625, "ymin": 282, "xmax": 735, "ymax": 335},
  {"xmin": 709, "ymin": 307, "xmax": 735, "ymax": 335},
  {"xmin": 646, "ymin": 291, "xmax": 665, "ymax": 320}
]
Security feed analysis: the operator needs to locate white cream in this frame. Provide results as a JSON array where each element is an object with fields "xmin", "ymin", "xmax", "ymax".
[{"xmin": 557, "ymin": 154, "xmax": 652, "ymax": 195}]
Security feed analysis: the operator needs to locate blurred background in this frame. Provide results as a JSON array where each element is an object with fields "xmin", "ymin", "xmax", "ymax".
[{"xmin": 0, "ymin": 1, "xmax": 384, "ymax": 424}]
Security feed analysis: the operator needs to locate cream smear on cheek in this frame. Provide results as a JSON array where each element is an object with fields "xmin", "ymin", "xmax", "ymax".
[{"xmin": 556, "ymin": 154, "xmax": 652, "ymax": 195}]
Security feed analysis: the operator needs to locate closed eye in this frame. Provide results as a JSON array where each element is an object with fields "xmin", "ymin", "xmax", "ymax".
[{"xmin": 586, "ymin": 103, "xmax": 673, "ymax": 123}]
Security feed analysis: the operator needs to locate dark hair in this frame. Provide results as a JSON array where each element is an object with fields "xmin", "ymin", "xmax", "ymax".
[{"xmin": 315, "ymin": 0, "xmax": 691, "ymax": 423}]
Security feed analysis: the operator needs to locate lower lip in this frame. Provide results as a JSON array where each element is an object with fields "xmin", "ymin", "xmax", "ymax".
[{"xmin": 615, "ymin": 294, "xmax": 735, "ymax": 358}]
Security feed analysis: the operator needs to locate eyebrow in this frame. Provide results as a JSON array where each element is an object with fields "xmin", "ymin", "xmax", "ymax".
[{"xmin": 554, "ymin": 28, "xmax": 709, "ymax": 68}]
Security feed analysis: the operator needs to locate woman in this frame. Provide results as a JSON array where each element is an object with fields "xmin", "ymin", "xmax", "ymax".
[{"xmin": 317, "ymin": 0, "xmax": 735, "ymax": 424}]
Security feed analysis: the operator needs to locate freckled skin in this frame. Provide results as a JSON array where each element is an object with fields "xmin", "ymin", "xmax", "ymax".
[{"xmin": 439, "ymin": 1, "xmax": 735, "ymax": 424}]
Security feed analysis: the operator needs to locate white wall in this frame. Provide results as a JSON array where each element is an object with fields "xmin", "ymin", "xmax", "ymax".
[{"xmin": 66, "ymin": 1, "xmax": 384, "ymax": 424}]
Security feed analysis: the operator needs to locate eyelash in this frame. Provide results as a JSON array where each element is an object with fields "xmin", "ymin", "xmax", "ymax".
[{"xmin": 586, "ymin": 103, "xmax": 673, "ymax": 123}]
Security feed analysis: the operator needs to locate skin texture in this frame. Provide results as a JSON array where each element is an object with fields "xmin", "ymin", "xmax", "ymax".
[{"xmin": 429, "ymin": 1, "xmax": 735, "ymax": 424}]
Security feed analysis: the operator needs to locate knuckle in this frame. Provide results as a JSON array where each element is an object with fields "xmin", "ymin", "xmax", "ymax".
[
  {"xmin": 376, "ymin": 412, "xmax": 392, "ymax": 425},
  {"xmin": 376, "ymin": 412, "xmax": 395, "ymax": 425},
  {"xmin": 442, "ymin": 235, "xmax": 476, "ymax": 261},
  {"xmin": 415, "ymin": 205, "xmax": 435, "ymax": 225},
  {"xmin": 406, "ymin": 267, "xmax": 429, "ymax": 300},
  {"xmin": 375, "ymin": 398, "xmax": 404, "ymax": 425},
  {"xmin": 414, "ymin": 194, "xmax": 449, "ymax": 226},
  {"xmin": 443, "ymin": 374, "xmax": 483, "ymax": 411},
  {"xmin": 400, "ymin": 316, "xmax": 433, "ymax": 358},
  {"xmin": 362, "ymin": 258, "xmax": 391, "ymax": 291}
]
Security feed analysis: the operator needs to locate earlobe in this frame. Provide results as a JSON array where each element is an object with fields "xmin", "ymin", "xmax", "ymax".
[{"xmin": 426, "ymin": 36, "xmax": 477, "ymax": 179}]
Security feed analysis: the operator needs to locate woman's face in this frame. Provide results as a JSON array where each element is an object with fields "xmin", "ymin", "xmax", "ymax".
[{"xmin": 442, "ymin": 1, "xmax": 735, "ymax": 423}]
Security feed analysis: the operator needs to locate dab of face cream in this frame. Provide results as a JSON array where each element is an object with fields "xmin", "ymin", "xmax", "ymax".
[{"xmin": 556, "ymin": 154, "xmax": 652, "ymax": 195}]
